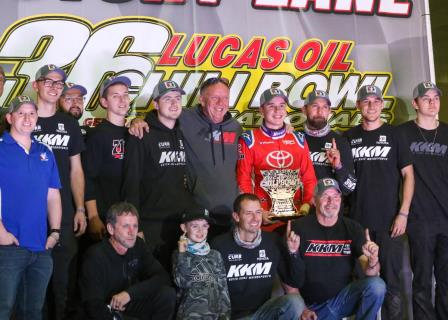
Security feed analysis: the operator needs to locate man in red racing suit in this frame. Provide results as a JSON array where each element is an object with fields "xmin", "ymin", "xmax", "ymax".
[{"xmin": 237, "ymin": 87, "xmax": 317, "ymax": 232}]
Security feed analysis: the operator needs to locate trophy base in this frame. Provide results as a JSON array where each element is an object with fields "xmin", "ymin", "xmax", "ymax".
[{"xmin": 270, "ymin": 214, "xmax": 303, "ymax": 221}]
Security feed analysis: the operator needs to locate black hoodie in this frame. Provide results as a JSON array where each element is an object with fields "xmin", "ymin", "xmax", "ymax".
[{"xmin": 122, "ymin": 110, "xmax": 193, "ymax": 220}]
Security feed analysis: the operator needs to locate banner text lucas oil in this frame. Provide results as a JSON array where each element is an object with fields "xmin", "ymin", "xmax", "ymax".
[{"xmin": 0, "ymin": 15, "xmax": 394, "ymax": 130}]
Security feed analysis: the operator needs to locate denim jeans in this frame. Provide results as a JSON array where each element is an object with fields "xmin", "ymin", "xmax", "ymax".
[
  {"xmin": 237, "ymin": 293, "xmax": 305, "ymax": 320},
  {"xmin": 308, "ymin": 277, "xmax": 386, "ymax": 320},
  {"xmin": 0, "ymin": 245, "xmax": 53, "ymax": 320}
]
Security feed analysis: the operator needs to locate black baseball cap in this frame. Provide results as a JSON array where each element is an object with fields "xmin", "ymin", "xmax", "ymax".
[
  {"xmin": 413, "ymin": 81, "xmax": 442, "ymax": 99},
  {"xmin": 152, "ymin": 80, "xmax": 185, "ymax": 101},
  {"xmin": 100, "ymin": 76, "xmax": 131, "ymax": 97},
  {"xmin": 181, "ymin": 206, "xmax": 215, "ymax": 224}
]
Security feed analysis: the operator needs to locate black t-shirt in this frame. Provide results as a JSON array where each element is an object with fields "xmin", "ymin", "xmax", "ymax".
[
  {"xmin": 211, "ymin": 231, "xmax": 303, "ymax": 319},
  {"xmin": 343, "ymin": 123, "xmax": 412, "ymax": 231},
  {"xmin": 292, "ymin": 214, "xmax": 365, "ymax": 305},
  {"xmin": 34, "ymin": 112, "xmax": 85, "ymax": 226},
  {"xmin": 397, "ymin": 121, "xmax": 448, "ymax": 225},
  {"xmin": 83, "ymin": 120, "xmax": 127, "ymax": 221},
  {"xmin": 305, "ymin": 130, "xmax": 356, "ymax": 195}
]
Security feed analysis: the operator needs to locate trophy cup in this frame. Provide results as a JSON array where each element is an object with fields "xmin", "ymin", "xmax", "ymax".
[{"xmin": 260, "ymin": 168, "xmax": 303, "ymax": 220}]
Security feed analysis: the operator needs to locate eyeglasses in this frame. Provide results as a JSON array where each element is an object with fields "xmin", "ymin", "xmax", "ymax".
[
  {"xmin": 63, "ymin": 96, "xmax": 85, "ymax": 104},
  {"xmin": 37, "ymin": 78, "xmax": 65, "ymax": 89},
  {"xmin": 200, "ymin": 77, "xmax": 230, "ymax": 93}
]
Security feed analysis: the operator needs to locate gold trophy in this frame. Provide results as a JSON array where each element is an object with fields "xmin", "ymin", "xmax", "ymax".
[{"xmin": 260, "ymin": 168, "xmax": 303, "ymax": 220}]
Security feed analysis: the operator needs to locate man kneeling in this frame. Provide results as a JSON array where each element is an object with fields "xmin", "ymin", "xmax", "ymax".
[
  {"xmin": 290, "ymin": 178, "xmax": 386, "ymax": 320},
  {"xmin": 79, "ymin": 202, "xmax": 176, "ymax": 320},
  {"xmin": 212, "ymin": 193, "xmax": 305, "ymax": 319}
]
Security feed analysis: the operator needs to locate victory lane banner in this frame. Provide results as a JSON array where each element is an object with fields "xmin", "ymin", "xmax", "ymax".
[{"xmin": 0, "ymin": 0, "xmax": 432, "ymax": 130}]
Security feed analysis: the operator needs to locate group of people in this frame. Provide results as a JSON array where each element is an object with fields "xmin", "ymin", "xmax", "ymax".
[{"xmin": 0, "ymin": 62, "xmax": 446, "ymax": 320}]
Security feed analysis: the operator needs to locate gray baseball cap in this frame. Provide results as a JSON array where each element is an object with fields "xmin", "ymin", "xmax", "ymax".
[
  {"xmin": 413, "ymin": 81, "xmax": 442, "ymax": 99},
  {"xmin": 7, "ymin": 95, "xmax": 37, "ymax": 114},
  {"xmin": 314, "ymin": 178, "xmax": 341, "ymax": 198},
  {"xmin": 304, "ymin": 90, "xmax": 331, "ymax": 106},
  {"xmin": 260, "ymin": 87, "xmax": 288, "ymax": 106},
  {"xmin": 35, "ymin": 64, "xmax": 67, "ymax": 82},
  {"xmin": 152, "ymin": 80, "xmax": 185, "ymax": 101},
  {"xmin": 62, "ymin": 82, "xmax": 87, "ymax": 96},
  {"xmin": 357, "ymin": 85, "xmax": 383, "ymax": 101},
  {"xmin": 100, "ymin": 76, "xmax": 131, "ymax": 97}
]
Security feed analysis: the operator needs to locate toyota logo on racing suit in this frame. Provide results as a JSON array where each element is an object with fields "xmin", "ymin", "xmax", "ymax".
[{"xmin": 266, "ymin": 150, "xmax": 293, "ymax": 168}]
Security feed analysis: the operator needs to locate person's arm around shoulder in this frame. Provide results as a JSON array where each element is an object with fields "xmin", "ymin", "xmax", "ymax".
[{"xmin": 128, "ymin": 117, "xmax": 149, "ymax": 139}]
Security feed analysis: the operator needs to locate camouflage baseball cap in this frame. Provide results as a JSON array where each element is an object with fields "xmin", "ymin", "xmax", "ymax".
[
  {"xmin": 314, "ymin": 178, "xmax": 341, "ymax": 198},
  {"xmin": 7, "ymin": 95, "xmax": 37, "ymax": 113},
  {"xmin": 260, "ymin": 87, "xmax": 288, "ymax": 106},
  {"xmin": 62, "ymin": 82, "xmax": 87, "ymax": 96},
  {"xmin": 152, "ymin": 80, "xmax": 185, "ymax": 101},
  {"xmin": 35, "ymin": 64, "xmax": 67, "ymax": 82},
  {"xmin": 357, "ymin": 85, "xmax": 383, "ymax": 101},
  {"xmin": 100, "ymin": 75, "xmax": 131, "ymax": 97},
  {"xmin": 304, "ymin": 90, "xmax": 331, "ymax": 106},
  {"xmin": 413, "ymin": 81, "xmax": 442, "ymax": 99},
  {"xmin": 181, "ymin": 206, "xmax": 215, "ymax": 224}
]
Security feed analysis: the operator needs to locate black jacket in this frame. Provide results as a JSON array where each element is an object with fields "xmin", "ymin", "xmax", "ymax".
[{"xmin": 122, "ymin": 110, "xmax": 193, "ymax": 220}]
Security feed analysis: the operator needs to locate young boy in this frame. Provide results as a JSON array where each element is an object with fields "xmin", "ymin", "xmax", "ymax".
[{"xmin": 172, "ymin": 207, "xmax": 231, "ymax": 320}]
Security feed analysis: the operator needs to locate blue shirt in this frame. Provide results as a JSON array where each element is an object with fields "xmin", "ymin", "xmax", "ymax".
[{"xmin": 0, "ymin": 131, "xmax": 61, "ymax": 252}]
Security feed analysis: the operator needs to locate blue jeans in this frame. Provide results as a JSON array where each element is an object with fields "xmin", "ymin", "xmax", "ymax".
[
  {"xmin": 0, "ymin": 245, "xmax": 53, "ymax": 320},
  {"xmin": 308, "ymin": 277, "xmax": 386, "ymax": 320},
  {"xmin": 237, "ymin": 293, "xmax": 305, "ymax": 320}
]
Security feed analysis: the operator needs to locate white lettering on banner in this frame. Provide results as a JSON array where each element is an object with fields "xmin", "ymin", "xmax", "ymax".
[
  {"xmin": 352, "ymin": 146, "xmax": 391, "ymax": 159},
  {"xmin": 0, "ymin": 16, "xmax": 395, "ymax": 130},
  {"xmin": 68, "ymin": 19, "xmax": 171, "ymax": 113},
  {"xmin": 0, "ymin": 19, "xmax": 90, "ymax": 84},
  {"xmin": 0, "ymin": 16, "xmax": 171, "ymax": 116},
  {"xmin": 227, "ymin": 262, "xmax": 272, "ymax": 278},
  {"xmin": 253, "ymin": 0, "xmax": 412, "ymax": 17}
]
